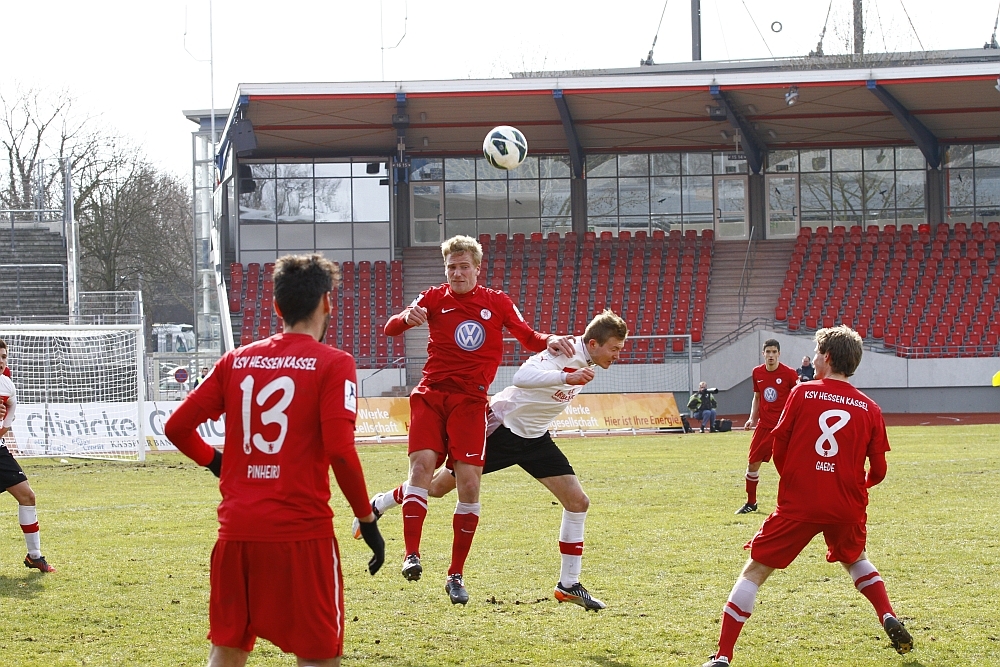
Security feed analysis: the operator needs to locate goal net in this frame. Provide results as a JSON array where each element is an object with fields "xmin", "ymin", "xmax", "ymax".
[{"xmin": 0, "ymin": 325, "xmax": 146, "ymax": 461}]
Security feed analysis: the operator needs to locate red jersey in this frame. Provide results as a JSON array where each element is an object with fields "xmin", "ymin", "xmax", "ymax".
[
  {"xmin": 770, "ymin": 378, "xmax": 890, "ymax": 524},
  {"xmin": 752, "ymin": 362, "xmax": 800, "ymax": 428},
  {"xmin": 386, "ymin": 283, "xmax": 548, "ymax": 394},
  {"xmin": 186, "ymin": 333, "xmax": 359, "ymax": 542}
]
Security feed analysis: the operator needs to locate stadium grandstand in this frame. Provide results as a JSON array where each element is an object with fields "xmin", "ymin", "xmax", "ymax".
[{"xmin": 186, "ymin": 48, "xmax": 1000, "ymax": 414}]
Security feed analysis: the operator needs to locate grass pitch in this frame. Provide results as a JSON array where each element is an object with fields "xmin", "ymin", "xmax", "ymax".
[{"xmin": 1, "ymin": 424, "xmax": 998, "ymax": 666}]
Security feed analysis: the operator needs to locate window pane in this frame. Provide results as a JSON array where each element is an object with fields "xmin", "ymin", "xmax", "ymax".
[
  {"xmin": 315, "ymin": 179, "xmax": 351, "ymax": 222},
  {"xmin": 619, "ymin": 154, "xmax": 649, "ymax": 176},
  {"xmin": 651, "ymin": 153, "xmax": 681, "ymax": 176},
  {"xmin": 243, "ymin": 163, "xmax": 275, "ymax": 179},
  {"xmin": 445, "ymin": 181, "xmax": 476, "ymax": 219},
  {"xmin": 445, "ymin": 219, "xmax": 477, "ymax": 239},
  {"xmin": 542, "ymin": 217, "xmax": 572, "ymax": 236},
  {"xmin": 831, "ymin": 172, "xmax": 863, "ymax": 216},
  {"xmin": 832, "ymin": 149, "xmax": 862, "ymax": 171},
  {"xmin": 651, "ymin": 176, "xmax": 682, "ymax": 214},
  {"xmin": 509, "ymin": 218, "xmax": 541, "ymax": 236},
  {"xmin": 896, "ymin": 147, "xmax": 925, "ymax": 170},
  {"xmin": 767, "ymin": 150, "xmax": 798, "ymax": 173},
  {"xmin": 682, "ymin": 153, "xmax": 712, "ymax": 175},
  {"xmin": 896, "ymin": 171, "xmax": 925, "ymax": 209},
  {"xmin": 587, "ymin": 154, "xmax": 617, "ymax": 177},
  {"xmin": 682, "ymin": 176, "xmax": 713, "ymax": 214},
  {"xmin": 976, "ymin": 144, "xmax": 1000, "ymax": 167},
  {"xmin": 801, "ymin": 149, "xmax": 830, "ymax": 172},
  {"xmin": 587, "ymin": 178, "xmax": 618, "ymax": 216},
  {"xmin": 619, "ymin": 216, "xmax": 650, "ymax": 233},
  {"xmin": 974, "ymin": 167, "xmax": 1000, "ymax": 206},
  {"xmin": 589, "ymin": 217, "xmax": 618, "ymax": 235},
  {"xmin": 477, "ymin": 180, "xmax": 508, "ymax": 218},
  {"xmin": 652, "ymin": 214, "xmax": 682, "ymax": 233},
  {"xmin": 948, "ymin": 169, "xmax": 975, "ymax": 208},
  {"xmin": 276, "ymin": 163, "xmax": 312, "ymax": 178},
  {"xmin": 945, "ymin": 145, "xmax": 974, "ymax": 169},
  {"xmin": 510, "ymin": 156, "xmax": 539, "ymax": 179},
  {"xmin": 863, "ymin": 171, "xmax": 895, "ymax": 212},
  {"xmin": 445, "ymin": 158, "xmax": 476, "ymax": 180},
  {"xmin": 410, "ymin": 158, "xmax": 444, "ymax": 181},
  {"xmin": 353, "ymin": 178, "xmax": 389, "ymax": 222},
  {"xmin": 315, "ymin": 162, "xmax": 351, "ymax": 177},
  {"xmin": 619, "ymin": 177, "xmax": 649, "ymax": 215},
  {"xmin": 509, "ymin": 179, "xmax": 540, "ymax": 218},
  {"xmin": 476, "ymin": 158, "xmax": 508, "ymax": 180},
  {"xmin": 239, "ymin": 179, "xmax": 276, "ymax": 222},
  {"xmin": 801, "ymin": 173, "xmax": 831, "ymax": 211},
  {"xmin": 477, "ymin": 219, "xmax": 508, "ymax": 237},
  {"xmin": 276, "ymin": 179, "xmax": 314, "ymax": 222},
  {"xmin": 863, "ymin": 148, "xmax": 893, "ymax": 171},
  {"xmin": 541, "ymin": 179, "xmax": 571, "ymax": 217},
  {"xmin": 352, "ymin": 161, "xmax": 387, "ymax": 177},
  {"xmin": 540, "ymin": 156, "xmax": 572, "ymax": 178}
]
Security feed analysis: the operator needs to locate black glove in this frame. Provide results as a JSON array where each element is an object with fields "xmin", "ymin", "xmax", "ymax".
[
  {"xmin": 206, "ymin": 449, "xmax": 222, "ymax": 478},
  {"xmin": 357, "ymin": 519, "xmax": 385, "ymax": 575}
]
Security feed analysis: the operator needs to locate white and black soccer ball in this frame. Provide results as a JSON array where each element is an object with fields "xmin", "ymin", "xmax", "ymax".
[{"xmin": 483, "ymin": 125, "xmax": 528, "ymax": 170}]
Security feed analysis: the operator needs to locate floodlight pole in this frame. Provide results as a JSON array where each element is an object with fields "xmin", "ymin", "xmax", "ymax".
[
  {"xmin": 691, "ymin": 0, "xmax": 702, "ymax": 61},
  {"xmin": 64, "ymin": 158, "xmax": 79, "ymax": 323}
]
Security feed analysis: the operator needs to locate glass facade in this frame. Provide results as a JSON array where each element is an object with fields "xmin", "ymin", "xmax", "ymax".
[
  {"xmin": 237, "ymin": 158, "xmax": 391, "ymax": 265},
  {"xmin": 767, "ymin": 147, "xmax": 927, "ymax": 228},
  {"xmin": 192, "ymin": 127, "xmax": 223, "ymax": 354},
  {"xmin": 410, "ymin": 155, "xmax": 573, "ymax": 238},
  {"xmin": 945, "ymin": 144, "xmax": 1000, "ymax": 223}
]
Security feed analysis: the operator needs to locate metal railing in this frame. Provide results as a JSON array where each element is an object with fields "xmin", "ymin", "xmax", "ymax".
[
  {"xmin": 702, "ymin": 317, "xmax": 774, "ymax": 358},
  {"xmin": 885, "ymin": 343, "xmax": 1000, "ymax": 359},
  {"xmin": 359, "ymin": 356, "xmax": 407, "ymax": 397},
  {"xmin": 736, "ymin": 225, "xmax": 759, "ymax": 329}
]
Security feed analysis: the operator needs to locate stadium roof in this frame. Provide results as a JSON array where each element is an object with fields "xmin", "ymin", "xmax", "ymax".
[{"xmin": 219, "ymin": 49, "xmax": 1000, "ymax": 169}]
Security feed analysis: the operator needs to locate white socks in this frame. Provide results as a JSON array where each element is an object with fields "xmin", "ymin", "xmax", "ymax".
[
  {"xmin": 558, "ymin": 510, "xmax": 587, "ymax": 587},
  {"xmin": 18, "ymin": 505, "xmax": 41, "ymax": 559}
]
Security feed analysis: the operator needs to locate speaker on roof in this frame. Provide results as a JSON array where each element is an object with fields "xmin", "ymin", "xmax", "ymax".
[{"xmin": 231, "ymin": 119, "xmax": 258, "ymax": 154}]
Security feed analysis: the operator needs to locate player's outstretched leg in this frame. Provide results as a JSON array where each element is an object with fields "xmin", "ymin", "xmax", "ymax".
[
  {"xmin": 352, "ymin": 483, "xmax": 407, "ymax": 539},
  {"xmin": 552, "ymin": 509, "xmax": 605, "ymax": 611},
  {"xmin": 12, "ymin": 485, "xmax": 55, "ymax": 573},
  {"xmin": 736, "ymin": 467, "xmax": 759, "ymax": 514},
  {"xmin": 846, "ymin": 558, "xmax": 912, "ymax": 654}
]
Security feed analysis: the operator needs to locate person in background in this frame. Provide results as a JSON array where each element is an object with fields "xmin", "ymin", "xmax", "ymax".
[
  {"xmin": 687, "ymin": 381, "xmax": 718, "ymax": 433},
  {"xmin": 797, "ymin": 356, "xmax": 815, "ymax": 383}
]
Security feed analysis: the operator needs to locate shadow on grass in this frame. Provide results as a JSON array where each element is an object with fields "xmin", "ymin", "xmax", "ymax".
[
  {"xmin": 0, "ymin": 573, "xmax": 45, "ymax": 599},
  {"xmin": 588, "ymin": 656, "xmax": 636, "ymax": 667},
  {"xmin": 902, "ymin": 661, "xmax": 927, "ymax": 667}
]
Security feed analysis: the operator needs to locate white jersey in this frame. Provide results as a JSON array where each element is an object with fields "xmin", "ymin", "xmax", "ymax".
[
  {"xmin": 489, "ymin": 337, "xmax": 593, "ymax": 439},
  {"xmin": 0, "ymin": 375, "xmax": 16, "ymax": 429}
]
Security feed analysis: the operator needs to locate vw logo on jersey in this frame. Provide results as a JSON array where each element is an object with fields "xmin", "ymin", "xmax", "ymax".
[
  {"xmin": 763, "ymin": 386, "xmax": 779, "ymax": 402},
  {"xmin": 455, "ymin": 320, "xmax": 486, "ymax": 351}
]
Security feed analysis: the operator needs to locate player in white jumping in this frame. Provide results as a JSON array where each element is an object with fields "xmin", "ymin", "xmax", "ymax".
[
  {"xmin": 0, "ymin": 339, "xmax": 56, "ymax": 573},
  {"xmin": 355, "ymin": 309, "xmax": 628, "ymax": 611}
]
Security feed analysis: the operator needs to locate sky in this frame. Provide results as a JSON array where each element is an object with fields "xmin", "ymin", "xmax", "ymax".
[{"xmin": 3, "ymin": 0, "xmax": 999, "ymax": 181}]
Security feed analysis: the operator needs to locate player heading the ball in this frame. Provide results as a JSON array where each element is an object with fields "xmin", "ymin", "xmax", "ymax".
[{"xmin": 385, "ymin": 234, "xmax": 575, "ymax": 605}]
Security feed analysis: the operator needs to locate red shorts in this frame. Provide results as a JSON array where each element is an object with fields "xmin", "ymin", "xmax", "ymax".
[
  {"xmin": 208, "ymin": 537, "xmax": 345, "ymax": 659},
  {"xmin": 745, "ymin": 513, "xmax": 867, "ymax": 569},
  {"xmin": 408, "ymin": 384, "xmax": 487, "ymax": 469},
  {"xmin": 748, "ymin": 423, "xmax": 777, "ymax": 463}
]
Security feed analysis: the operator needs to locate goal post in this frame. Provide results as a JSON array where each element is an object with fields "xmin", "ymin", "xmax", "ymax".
[{"xmin": 0, "ymin": 324, "xmax": 147, "ymax": 461}]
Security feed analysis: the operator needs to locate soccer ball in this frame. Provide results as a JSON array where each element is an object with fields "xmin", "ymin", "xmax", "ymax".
[{"xmin": 483, "ymin": 125, "xmax": 528, "ymax": 170}]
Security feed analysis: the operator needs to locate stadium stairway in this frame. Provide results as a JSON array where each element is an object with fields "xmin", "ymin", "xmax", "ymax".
[
  {"xmin": 701, "ymin": 239, "xmax": 795, "ymax": 348},
  {"xmin": 400, "ymin": 246, "xmax": 442, "ymax": 385},
  {"xmin": 0, "ymin": 227, "xmax": 69, "ymax": 320}
]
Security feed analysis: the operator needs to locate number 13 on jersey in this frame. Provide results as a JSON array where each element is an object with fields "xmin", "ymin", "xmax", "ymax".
[{"xmin": 240, "ymin": 375, "xmax": 295, "ymax": 455}]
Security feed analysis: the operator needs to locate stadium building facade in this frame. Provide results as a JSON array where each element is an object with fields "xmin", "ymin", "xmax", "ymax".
[{"xmin": 188, "ymin": 49, "xmax": 1000, "ymax": 413}]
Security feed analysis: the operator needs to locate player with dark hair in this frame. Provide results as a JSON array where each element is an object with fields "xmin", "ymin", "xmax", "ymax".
[
  {"xmin": 737, "ymin": 338, "xmax": 799, "ymax": 514},
  {"xmin": 703, "ymin": 325, "xmax": 912, "ymax": 666},
  {"xmin": 385, "ymin": 234, "xmax": 574, "ymax": 604},
  {"xmin": 0, "ymin": 340, "xmax": 56, "ymax": 573},
  {"xmin": 360, "ymin": 309, "xmax": 627, "ymax": 610},
  {"xmin": 165, "ymin": 254, "xmax": 385, "ymax": 667}
]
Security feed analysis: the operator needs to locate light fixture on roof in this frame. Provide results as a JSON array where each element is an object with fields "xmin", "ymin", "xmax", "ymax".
[
  {"xmin": 720, "ymin": 130, "xmax": 730, "ymax": 140},
  {"xmin": 746, "ymin": 104, "xmax": 758, "ymax": 115},
  {"xmin": 420, "ymin": 112, "xmax": 427, "ymax": 121},
  {"xmin": 767, "ymin": 129, "xmax": 778, "ymax": 139},
  {"xmin": 995, "ymin": 77, "xmax": 1000, "ymax": 93},
  {"xmin": 785, "ymin": 86, "xmax": 799, "ymax": 106},
  {"xmin": 422, "ymin": 137, "xmax": 429, "ymax": 147}
]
